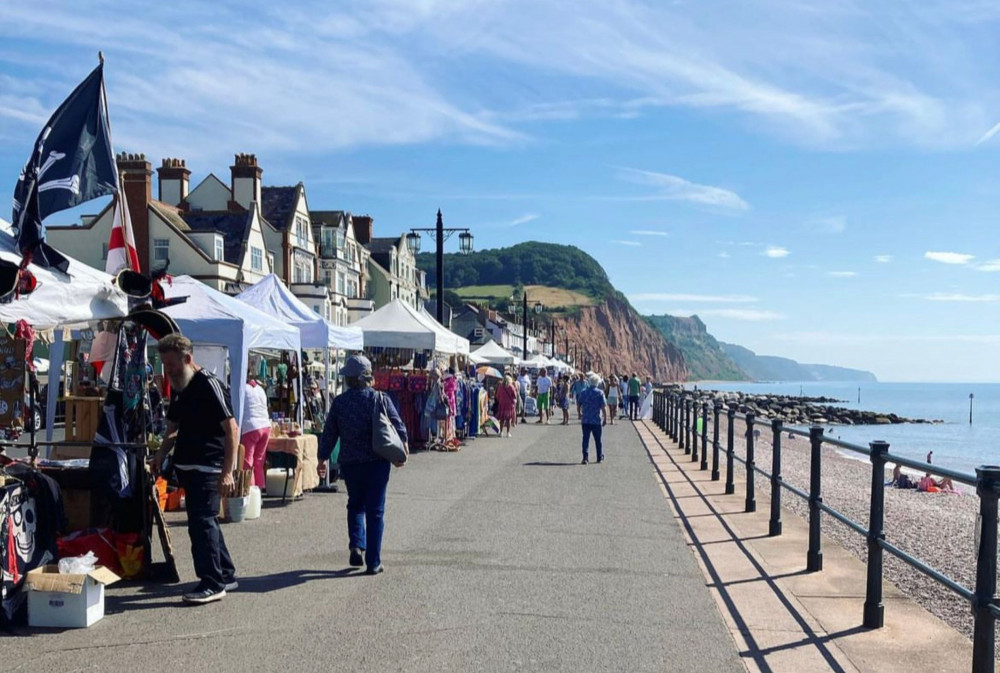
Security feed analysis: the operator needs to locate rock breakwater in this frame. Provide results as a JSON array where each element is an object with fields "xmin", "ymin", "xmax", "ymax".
[{"xmin": 664, "ymin": 388, "xmax": 942, "ymax": 426}]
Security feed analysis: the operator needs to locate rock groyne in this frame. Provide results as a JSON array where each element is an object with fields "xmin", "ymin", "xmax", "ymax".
[{"xmin": 664, "ymin": 388, "xmax": 942, "ymax": 425}]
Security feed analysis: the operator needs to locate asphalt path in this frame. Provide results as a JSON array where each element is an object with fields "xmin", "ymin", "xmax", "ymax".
[{"xmin": 2, "ymin": 419, "xmax": 742, "ymax": 673}]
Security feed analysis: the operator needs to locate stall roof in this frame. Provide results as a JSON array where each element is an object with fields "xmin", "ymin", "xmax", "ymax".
[
  {"xmin": 235, "ymin": 274, "xmax": 363, "ymax": 350},
  {"xmin": 0, "ymin": 219, "xmax": 127, "ymax": 328},
  {"xmin": 417, "ymin": 306, "xmax": 469, "ymax": 355},
  {"xmin": 353, "ymin": 299, "xmax": 459, "ymax": 353},
  {"xmin": 471, "ymin": 339, "xmax": 516, "ymax": 366}
]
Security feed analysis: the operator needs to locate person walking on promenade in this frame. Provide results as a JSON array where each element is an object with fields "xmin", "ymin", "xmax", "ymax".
[
  {"xmin": 318, "ymin": 354, "xmax": 407, "ymax": 575},
  {"xmin": 570, "ymin": 372, "xmax": 587, "ymax": 420},
  {"xmin": 628, "ymin": 372, "xmax": 642, "ymax": 421},
  {"xmin": 496, "ymin": 374, "xmax": 519, "ymax": 437},
  {"xmin": 240, "ymin": 375, "xmax": 271, "ymax": 490},
  {"xmin": 517, "ymin": 367, "xmax": 531, "ymax": 424},
  {"xmin": 152, "ymin": 335, "xmax": 238, "ymax": 605},
  {"xmin": 535, "ymin": 368, "xmax": 553, "ymax": 424},
  {"xmin": 578, "ymin": 374, "xmax": 608, "ymax": 464},
  {"xmin": 618, "ymin": 374, "xmax": 628, "ymax": 419},
  {"xmin": 554, "ymin": 374, "xmax": 571, "ymax": 425},
  {"xmin": 605, "ymin": 375, "xmax": 620, "ymax": 425}
]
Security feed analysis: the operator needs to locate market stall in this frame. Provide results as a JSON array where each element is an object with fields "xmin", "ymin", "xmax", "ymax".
[
  {"xmin": 160, "ymin": 276, "xmax": 302, "ymax": 429},
  {"xmin": 471, "ymin": 340, "xmax": 517, "ymax": 367},
  {"xmin": 236, "ymin": 274, "xmax": 362, "ymax": 416}
]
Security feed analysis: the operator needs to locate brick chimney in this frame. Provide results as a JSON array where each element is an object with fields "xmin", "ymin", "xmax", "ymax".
[
  {"xmin": 156, "ymin": 158, "xmax": 190, "ymax": 208},
  {"xmin": 353, "ymin": 215, "xmax": 373, "ymax": 245},
  {"xmin": 117, "ymin": 152, "xmax": 152, "ymax": 273},
  {"xmin": 230, "ymin": 153, "xmax": 262, "ymax": 210}
]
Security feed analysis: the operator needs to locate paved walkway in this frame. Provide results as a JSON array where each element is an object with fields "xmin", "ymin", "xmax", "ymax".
[
  {"xmin": 2, "ymin": 420, "xmax": 742, "ymax": 673},
  {"xmin": 634, "ymin": 418, "xmax": 979, "ymax": 673}
]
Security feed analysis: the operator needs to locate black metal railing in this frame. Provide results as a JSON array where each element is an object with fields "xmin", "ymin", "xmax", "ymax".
[{"xmin": 651, "ymin": 389, "xmax": 999, "ymax": 673}]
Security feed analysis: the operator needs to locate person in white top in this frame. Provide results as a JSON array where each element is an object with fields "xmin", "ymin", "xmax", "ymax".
[
  {"xmin": 241, "ymin": 377, "xmax": 272, "ymax": 489},
  {"xmin": 535, "ymin": 368, "xmax": 553, "ymax": 424},
  {"xmin": 517, "ymin": 368, "xmax": 532, "ymax": 424}
]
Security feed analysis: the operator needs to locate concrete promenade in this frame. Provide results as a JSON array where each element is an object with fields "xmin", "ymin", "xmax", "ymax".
[
  {"xmin": 1, "ymin": 420, "xmax": 743, "ymax": 673},
  {"xmin": 634, "ymin": 418, "xmax": 982, "ymax": 672}
]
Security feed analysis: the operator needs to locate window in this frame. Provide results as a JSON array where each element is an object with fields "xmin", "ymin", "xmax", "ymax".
[
  {"xmin": 267, "ymin": 252, "xmax": 275, "ymax": 272},
  {"xmin": 101, "ymin": 243, "xmax": 108, "ymax": 261},
  {"xmin": 295, "ymin": 215, "xmax": 310, "ymax": 247},
  {"xmin": 251, "ymin": 247, "xmax": 263, "ymax": 272},
  {"xmin": 347, "ymin": 280, "xmax": 357, "ymax": 298},
  {"xmin": 154, "ymin": 238, "xmax": 169, "ymax": 262},
  {"xmin": 313, "ymin": 305, "xmax": 321, "ymax": 315},
  {"xmin": 336, "ymin": 273, "xmax": 345, "ymax": 295},
  {"xmin": 214, "ymin": 237, "xmax": 224, "ymax": 261},
  {"xmin": 324, "ymin": 270, "xmax": 332, "ymax": 287},
  {"xmin": 336, "ymin": 230, "xmax": 346, "ymax": 249}
]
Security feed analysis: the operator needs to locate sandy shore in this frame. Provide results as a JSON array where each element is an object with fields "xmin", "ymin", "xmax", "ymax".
[{"xmin": 714, "ymin": 416, "xmax": 982, "ymax": 644}]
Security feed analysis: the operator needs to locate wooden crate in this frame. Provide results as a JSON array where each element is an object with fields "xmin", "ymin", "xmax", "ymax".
[{"xmin": 64, "ymin": 396, "xmax": 101, "ymax": 442}]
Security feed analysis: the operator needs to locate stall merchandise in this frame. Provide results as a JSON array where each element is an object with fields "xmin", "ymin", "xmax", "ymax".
[{"xmin": 372, "ymin": 369, "xmax": 430, "ymax": 451}]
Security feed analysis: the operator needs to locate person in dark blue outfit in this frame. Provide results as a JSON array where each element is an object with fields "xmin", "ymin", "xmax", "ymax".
[
  {"xmin": 577, "ymin": 374, "xmax": 608, "ymax": 465},
  {"xmin": 318, "ymin": 355, "xmax": 407, "ymax": 575}
]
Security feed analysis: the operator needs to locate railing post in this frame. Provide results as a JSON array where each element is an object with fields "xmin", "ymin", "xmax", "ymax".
[
  {"xmin": 711, "ymin": 402, "xmax": 721, "ymax": 481},
  {"xmin": 691, "ymin": 400, "xmax": 699, "ymax": 463},
  {"xmin": 769, "ymin": 419, "xmax": 783, "ymax": 536},
  {"xmin": 972, "ymin": 465, "xmax": 1000, "ymax": 672},
  {"xmin": 725, "ymin": 407, "xmax": 735, "ymax": 495},
  {"xmin": 700, "ymin": 402, "xmax": 709, "ymax": 471},
  {"xmin": 745, "ymin": 412, "xmax": 756, "ymax": 512},
  {"xmin": 679, "ymin": 397, "xmax": 687, "ymax": 451},
  {"xmin": 863, "ymin": 440, "xmax": 889, "ymax": 628},
  {"xmin": 669, "ymin": 394, "xmax": 676, "ymax": 440},
  {"xmin": 685, "ymin": 398, "xmax": 693, "ymax": 454},
  {"xmin": 807, "ymin": 425, "xmax": 825, "ymax": 572}
]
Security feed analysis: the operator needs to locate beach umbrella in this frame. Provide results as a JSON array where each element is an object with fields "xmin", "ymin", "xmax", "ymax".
[{"xmin": 477, "ymin": 366, "xmax": 503, "ymax": 379}]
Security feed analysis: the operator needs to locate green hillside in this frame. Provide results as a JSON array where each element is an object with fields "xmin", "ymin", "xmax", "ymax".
[
  {"xmin": 644, "ymin": 314, "xmax": 748, "ymax": 381},
  {"xmin": 417, "ymin": 241, "xmax": 614, "ymax": 300}
]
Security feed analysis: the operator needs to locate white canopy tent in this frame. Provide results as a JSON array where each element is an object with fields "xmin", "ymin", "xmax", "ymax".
[
  {"xmin": 354, "ymin": 299, "xmax": 460, "ymax": 353},
  {"xmin": 162, "ymin": 276, "xmax": 302, "ymax": 427},
  {"xmin": 236, "ymin": 274, "xmax": 364, "ymax": 403},
  {"xmin": 235, "ymin": 274, "xmax": 362, "ymax": 350},
  {"xmin": 417, "ymin": 306, "xmax": 470, "ymax": 356},
  {"xmin": 471, "ymin": 340, "xmax": 517, "ymax": 366},
  {"xmin": 0, "ymin": 219, "xmax": 131, "ymax": 442}
]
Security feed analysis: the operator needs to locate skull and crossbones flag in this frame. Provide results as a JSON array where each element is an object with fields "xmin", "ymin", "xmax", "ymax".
[{"xmin": 11, "ymin": 62, "xmax": 118, "ymax": 273}]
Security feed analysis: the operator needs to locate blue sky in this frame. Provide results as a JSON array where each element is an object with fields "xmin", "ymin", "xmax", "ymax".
[{"xmin": 3, "ymin": 1, "xmax": 1000, "ymax": 382}]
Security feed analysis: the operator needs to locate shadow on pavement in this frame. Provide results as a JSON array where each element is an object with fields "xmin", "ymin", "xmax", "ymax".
[{"xmin": 523, "ymin": 461, "xmax": 579, "ymax": 467}]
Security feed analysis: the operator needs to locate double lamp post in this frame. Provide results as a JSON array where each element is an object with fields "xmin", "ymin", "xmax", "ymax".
[{"xmin": 405, "ymin": 210, "xmax": 473, "ymax": 324}]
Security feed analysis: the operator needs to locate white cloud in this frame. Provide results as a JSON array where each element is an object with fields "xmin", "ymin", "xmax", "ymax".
[
  {"xmin": 616, "ymin": 167, "xmax": 750, "ymax": 212},
  {"xmin": 828, "ymin": 271, "xmax": 857, "ymax": 277},
  {"xmin": 668, "ymin": 308, "xmax": 785, "ymax": 321},
  {"xmin": 763, "ymin": 246, "xmax": 790, "ymax": 258},
  {"xmin": 926, "ymin": 293, "xmax": 1000, "ymax": 302},
  {"xmin": 613, "ymin": 240, "xmax": 641, "ymax": 247},
  {"xmin": 509, "ymin": 213, "xmax": 538, "ymax": 227},
  {"xmin": 630, "ymin": 229, "xmax": 669, "ymax": 237},
  {"xmin": 976, "ymin": 120, "xmax": 1000, "ymax": 146},
  {"xmin": 976, "ymin": 259, "xmax": 1000, "ymax": 272},
  {"xmin": 631, "ymin": 293, "xmax": 759, "ymax": 303},
  {"xmin": 925, "ymin": 251, "xmax": 974, "ymax": 265},
  {"xmin": 874, "ymin": 255, "xmax": 893, "ymax": 263},
  {"xmin": 718, "ymin": 251, "xmax": 731, "ymax": 259}
]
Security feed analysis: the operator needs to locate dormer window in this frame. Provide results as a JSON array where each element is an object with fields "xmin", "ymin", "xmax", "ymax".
[{"xmin": 214, "ymin": 236, "xmax": 225, "ymax": 261}]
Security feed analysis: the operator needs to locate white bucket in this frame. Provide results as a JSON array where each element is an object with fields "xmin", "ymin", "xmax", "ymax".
[
  {"xmin": 265, "ymin": 468, "xmax": 290, "ymax": 497},
  {"xmin": 246, "ymin": 486, "xmax": 262, "ymax": 519},
  {"xmin": 225, "ymin": 496, "xmax": 249, "ymax": 523}
]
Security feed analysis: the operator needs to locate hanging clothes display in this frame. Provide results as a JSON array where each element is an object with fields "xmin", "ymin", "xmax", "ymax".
[
  {"xmin": 89, "ymin": 322, "xmax": 149, "ymax": 533},
  {"xmin": 374, "ymin": 369, "xmax": 429, "ymax": 451}
]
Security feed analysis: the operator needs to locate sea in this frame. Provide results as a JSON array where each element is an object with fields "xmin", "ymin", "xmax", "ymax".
[{"xmin": 684, "ymin": 381, "xmax": 1000, "ymax": 477}]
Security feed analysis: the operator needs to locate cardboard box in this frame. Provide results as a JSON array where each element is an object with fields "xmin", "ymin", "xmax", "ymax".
[{"xmin": 26, "ymin": 564, "xmax": 121, "ymax": 628}]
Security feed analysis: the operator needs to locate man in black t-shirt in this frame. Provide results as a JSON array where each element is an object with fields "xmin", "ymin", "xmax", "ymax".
[{"xmin": 152, "ymin": 334, "xmax": 239, "ymax": 605}]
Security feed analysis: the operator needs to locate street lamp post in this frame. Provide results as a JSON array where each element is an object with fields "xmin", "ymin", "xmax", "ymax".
[{"xmin": 406, "ymin": 210, "xmax": 473, "ymax": 324}]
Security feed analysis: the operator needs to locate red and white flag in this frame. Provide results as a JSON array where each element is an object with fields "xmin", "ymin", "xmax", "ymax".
[{"xmin": 105, "ymin": 184, "xmax": 139, "ymax": 275}]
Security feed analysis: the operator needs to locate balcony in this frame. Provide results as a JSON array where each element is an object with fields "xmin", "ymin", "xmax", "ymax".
[{"xmin": 319, "ymin": 245, "xmax": 340, "ymax": 259}]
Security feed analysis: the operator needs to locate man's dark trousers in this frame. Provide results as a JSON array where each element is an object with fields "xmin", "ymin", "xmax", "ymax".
[
  {"xmin": 581, "ymin": 423, "xmax": 603, "ymax": 462},
  {"xmin": 628, "ymin": 395, "xmax": 640, "ymax": 420},
  {"xmin": 178, "ymin": 469, "xmax": 236, "ymax": 591}
]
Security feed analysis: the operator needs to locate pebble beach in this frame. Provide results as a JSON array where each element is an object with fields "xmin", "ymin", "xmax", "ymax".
[{"xmin": 718, "ymin": 416, "xmax": 983, "ymax": 645}]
